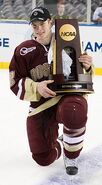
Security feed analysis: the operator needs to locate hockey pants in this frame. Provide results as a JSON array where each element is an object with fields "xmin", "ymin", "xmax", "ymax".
[{"xmin": 26, "ymin": 95, "xmax": 88, "ymax": 166}]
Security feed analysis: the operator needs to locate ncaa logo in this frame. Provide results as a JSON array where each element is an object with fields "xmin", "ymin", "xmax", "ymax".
[{"xmin": 59, "ymin": 24, "xmax": 76, "ymax": 41}]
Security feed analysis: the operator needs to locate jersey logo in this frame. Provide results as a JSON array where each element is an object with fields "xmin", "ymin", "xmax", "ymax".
[
  {"xmin": 30, "ymin": 63, "xmax": 50, "ymax": 81},
  {"xmin": 20, "ymin": 47, "xmax": 36, "ymax": 55}
]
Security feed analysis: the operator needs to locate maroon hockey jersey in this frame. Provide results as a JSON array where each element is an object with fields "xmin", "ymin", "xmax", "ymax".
[{"xmin": 9, "ymin": 39, "xmax": 63, "ymax": 115}]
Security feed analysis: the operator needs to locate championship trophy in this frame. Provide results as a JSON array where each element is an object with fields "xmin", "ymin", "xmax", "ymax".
[{"xmin": 49, "ymin": 19, "xmax": 94, "ymax": 94}]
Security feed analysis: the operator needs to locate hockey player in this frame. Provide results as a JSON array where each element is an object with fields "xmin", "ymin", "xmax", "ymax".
[{"xmin": 9, "ymin": 7, "xmax": 93, "ymax": 175}]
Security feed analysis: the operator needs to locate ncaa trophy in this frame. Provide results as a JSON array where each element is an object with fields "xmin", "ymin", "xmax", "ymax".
[{"xmin": 49, "ymin": 19, "xmax": 94, "ymax": 94}]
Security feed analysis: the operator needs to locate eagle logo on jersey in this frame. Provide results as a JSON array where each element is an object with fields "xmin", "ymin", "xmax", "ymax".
[{"xmin": 30, "ymin": 63, "xmax": 50, "ymax": 81}]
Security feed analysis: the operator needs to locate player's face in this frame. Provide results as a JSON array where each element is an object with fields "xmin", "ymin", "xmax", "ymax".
[{"xmin": 32, "ymin": 19, "xmax": 52, "ymax": 45}]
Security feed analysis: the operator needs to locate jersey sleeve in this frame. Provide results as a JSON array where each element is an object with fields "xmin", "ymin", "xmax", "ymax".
[{"xmin": 9, "ymin": 46, "xmax": 41, "ymax": 102}]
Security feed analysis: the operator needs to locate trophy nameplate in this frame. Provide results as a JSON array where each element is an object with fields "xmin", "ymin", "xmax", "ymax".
[{"xmin": 49, "ymin": 19, "xmax": 94, "ymax": 94}]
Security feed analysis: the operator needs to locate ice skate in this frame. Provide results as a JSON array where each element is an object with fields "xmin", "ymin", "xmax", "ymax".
[
  {"xmin": 64, "ymin": 155, "xmax": 78, "ymax": 175},
  {"xmin": 58, "ymin": 135, "xmax": 78, "ymax": 175}
]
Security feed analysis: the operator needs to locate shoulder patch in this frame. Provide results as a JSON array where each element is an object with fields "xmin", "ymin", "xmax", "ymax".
[{"xmin": 20, "ymin": 47, "xmax": 36, "ymax": 55}]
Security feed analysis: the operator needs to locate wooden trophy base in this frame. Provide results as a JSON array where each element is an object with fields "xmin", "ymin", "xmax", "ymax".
[{"xmin": 49, "ymin": 74, "xmax": 94, "ymax": 94}]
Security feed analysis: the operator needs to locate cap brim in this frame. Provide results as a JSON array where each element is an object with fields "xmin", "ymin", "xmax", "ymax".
[{"xmin": 29, "ymin": 17, "xmax": 47, "ymax": 24}]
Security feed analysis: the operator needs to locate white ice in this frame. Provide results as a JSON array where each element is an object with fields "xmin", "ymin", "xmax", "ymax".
[{"xmin": 0, "ymin": 69, "xmax": 102, "ymax": 185}]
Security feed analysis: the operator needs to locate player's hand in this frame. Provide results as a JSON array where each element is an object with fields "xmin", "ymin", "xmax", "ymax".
[
  {"xmin": 79, "ymin": 53, "xmax": 92, "ymax": 71},
  {"xmin": 36, "ymin": 80, "xmax": 56, "ymax": 98}
]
